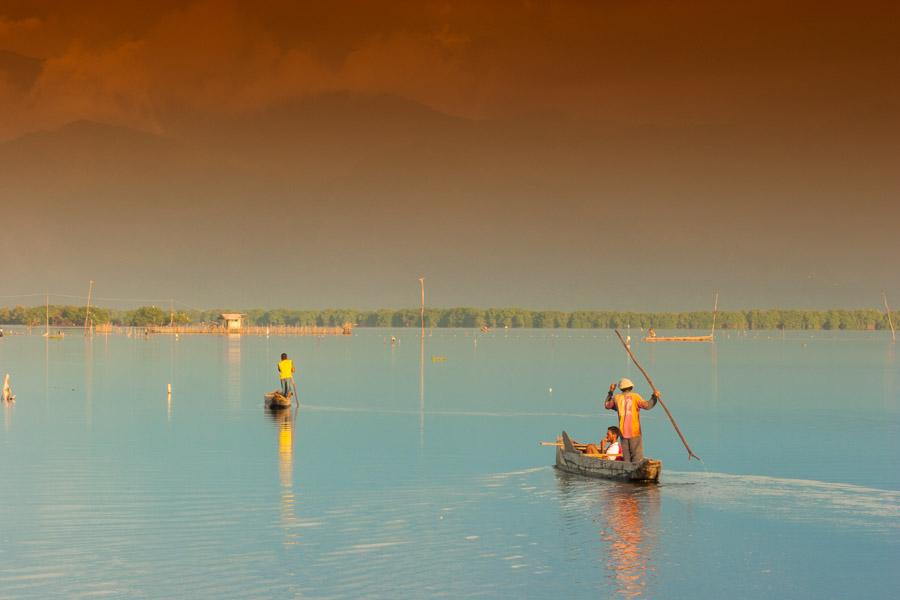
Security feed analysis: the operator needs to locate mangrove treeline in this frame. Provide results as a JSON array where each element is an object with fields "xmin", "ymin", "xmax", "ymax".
[{"xmin": 1, "ymin": 305, "xmax": 897, "ymax": 331}]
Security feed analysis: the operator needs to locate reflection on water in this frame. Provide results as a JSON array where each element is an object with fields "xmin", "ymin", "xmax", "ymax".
[
  {"xmin": 419, "ymin": 330, "xmax": 425, "ymax": 446},
  {"xmin": 602, "ymin": 484, "xmax": 659, "ymax": 598},
  {"xmin": 267, "ymin": 406, "xmax": 299, "ymax": 547},
  {"xmin": 555, "ymin": 472, "xmax": 660, "ymax": 598},
  {"xmin": 3, "ymin": 399, "xmax": 11, "ymax": 432},
  {"xmin": 0, "ymin": 329, "xmax": 897, "ymax": 598},
  {"xmin": 226, "ymin": 335, "xmax": 241, "ymax": 411},
  {"xmin": 884, "ymin": 342, "xmax": 896, "ymax": 410},
  {"xmin": 84, "ymin": 337, "xmax": 93, "ymax": 427}
]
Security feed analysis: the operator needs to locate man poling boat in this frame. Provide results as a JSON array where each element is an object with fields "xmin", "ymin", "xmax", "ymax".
[
  {"xmin": 543, "ymin": 329, "xmax": 700, "ymax": 482},
  {"xmin": 604, "ymin": 377, "xmax": 658, "ymax": 463},
  {"xmin": 266, "ymin": 352, "xmax": 298, "ymax": 408}
]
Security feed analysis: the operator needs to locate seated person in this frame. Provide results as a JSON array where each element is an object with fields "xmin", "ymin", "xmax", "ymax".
[{"xmin": 583, "ymin": 426, "xmax": 623, "ymax": 460}]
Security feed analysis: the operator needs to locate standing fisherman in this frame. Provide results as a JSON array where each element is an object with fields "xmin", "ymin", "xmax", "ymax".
[
  {"xmin": 276, "ymin": 353, "xmax": 295, "ymax": 397},
  {"xmin": 604, "ymin": 378, "xmax": 659, "ymax": 462}
]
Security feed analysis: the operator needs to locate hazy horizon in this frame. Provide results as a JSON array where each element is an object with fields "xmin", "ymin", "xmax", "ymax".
[{"xmin": 2, "ymin": 1, "xmax": 898, "ymax": 311}]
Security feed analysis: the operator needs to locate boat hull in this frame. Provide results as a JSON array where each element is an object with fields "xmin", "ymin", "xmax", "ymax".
[
  {"xmin": 264, "ymin": 391, "xmax": 292, "ymax": 409},
  {"xmin": 644, "ymin": 335, "xmax": 712, "ymax": 342},
  {"xmin": 554, "ymin": 431, "xmax": 661, "ymax": 483}
]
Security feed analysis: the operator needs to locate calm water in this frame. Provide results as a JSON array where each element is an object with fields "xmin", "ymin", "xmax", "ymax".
[{"xmin": 0, "ymin": 328, "xmax": 897, "ymax": 598}]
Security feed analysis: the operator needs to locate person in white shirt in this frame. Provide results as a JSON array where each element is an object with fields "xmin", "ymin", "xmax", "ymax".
[
  {"xmin": 583, "ymin": 426, "xmax": 623, "ymax": 460},
  {"xmin": 599, "ymin": 426, "xmax": 623, "ymax": 460}
]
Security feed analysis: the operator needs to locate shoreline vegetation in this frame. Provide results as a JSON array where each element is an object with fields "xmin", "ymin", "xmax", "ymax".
[{"xmin": 1, "ymin": 305, "xmax": 897, "ymax": 331}]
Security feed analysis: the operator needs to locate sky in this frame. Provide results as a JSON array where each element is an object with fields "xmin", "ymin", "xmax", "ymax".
[{"xmin": 1, "ymin": 0, "xmax": 898, "ymax": 311}]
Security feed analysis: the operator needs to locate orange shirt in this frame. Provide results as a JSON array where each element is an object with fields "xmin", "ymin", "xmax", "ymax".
[{"xmin": 608, "ymin": 392, "xmax": 653, "ymax": 438}]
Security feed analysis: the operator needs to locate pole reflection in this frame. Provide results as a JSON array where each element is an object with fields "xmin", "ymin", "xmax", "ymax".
[
  {"xmin": 267, "ymin": 405, "xmax": 299, "ymax": 548},
  {"xmin": 84, "ymin": 336, "xmax": 93, "ymax": 427},
  {"xmin": 419, "ymin": 330, "xmax": 425, "ymax": 448}
]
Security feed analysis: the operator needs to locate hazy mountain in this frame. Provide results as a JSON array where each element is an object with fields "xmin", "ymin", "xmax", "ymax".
[{"xmin": 1, "ymin": 93, "xmax": 896, "ymax": 309}]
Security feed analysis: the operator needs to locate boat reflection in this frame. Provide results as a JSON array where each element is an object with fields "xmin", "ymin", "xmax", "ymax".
[
  {"xmin": 556, "ymin": 473, "xmax": 660, "ymax": 598},
  {"xmin": 266, "ymin": 405, "xmax": 299, "ymax": 547}
]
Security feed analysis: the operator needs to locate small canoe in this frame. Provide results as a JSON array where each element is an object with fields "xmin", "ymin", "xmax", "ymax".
[
  {"xmin": 644, "ymin": 334, "xmax": 712, "ymax": 343},
  {"xmin": 264, "ymin": 390, "xmax": 293, "ymax": 409},
  {"xmin": 554, "ymin": 431, "xmax": 661, "ymax": 483}
]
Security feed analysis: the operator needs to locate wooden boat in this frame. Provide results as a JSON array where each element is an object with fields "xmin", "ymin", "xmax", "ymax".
[
  {"xmin": 644, "ymin": 334, "xmax": 711, "ymax": 343},
  {"xmin": 554, "ymin": 431, "xmax": 661, "ymax": 483},
  {"xmin": 264, "ymin": 390, "xmax": 293, "ymax": 409},
  {"xmin": 41, "ymin": 295, "xmax": 65, "ymax": 339},
  {"xmin": 644, "ymin": 292, "xmax": 718, "ymax": 343}
]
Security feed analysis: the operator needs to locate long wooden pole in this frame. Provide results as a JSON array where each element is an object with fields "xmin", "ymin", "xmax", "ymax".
[
  {"xmin": 710, "ymin": 291, "xmax": 719, "ymax": 337},
  {"xmin": 884, "ymin": 292, "xmax": 896, "ymax": 343},
  {"xmin": 614, "ymin": 329, "xmax": 701, "ymax": 461},
  {"xmin": 418, "ymin": 277, "xmax": 425, "ymax": 337},
  {"xmin": 290, "ymin": 376, "xmax": 299, "ymax": 406},
  {"xmin": 83, "ymin": 279, "xmax": 94, "ymax": 336}
]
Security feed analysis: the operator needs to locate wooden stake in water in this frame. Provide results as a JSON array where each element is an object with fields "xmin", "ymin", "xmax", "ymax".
[
  {"xmin": 418, "ymin": 277, "xmax": 425, "ymax": 338},
  {"xmin": 614, "ymin": 329, "xmax": 702, "ymax": 461},
  {"xmin": 84, "ymin": 280, "xmax": 94, "ymax": 336},
  {"xmin": 710, "ymin": 291, "xmax": 719, "ymax": 337},
  {"xmin": 884, "ymin": 292, "xmax": 896, "ymax": 343}
]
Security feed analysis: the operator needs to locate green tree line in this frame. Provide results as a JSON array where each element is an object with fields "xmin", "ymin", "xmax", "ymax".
[{"xmin": 1, "ymin": 305, "xmax": 897, "ymax": 331}]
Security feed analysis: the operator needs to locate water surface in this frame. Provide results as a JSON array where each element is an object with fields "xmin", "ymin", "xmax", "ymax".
[{"xmin": 0, "ymin": 329, "xmax": 897, "ymax": 598}]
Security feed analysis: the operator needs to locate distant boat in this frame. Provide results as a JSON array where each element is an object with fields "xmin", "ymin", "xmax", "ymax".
[
  {"xmin": 42, "ymin": 294, "xmax": 64, "ymax": 339},
  {"xmin": 644, "ymin": 292, "xmax": 718, "ymax": 343},
  {"xmin": 644, "ymin": 333, "xmax": 711, "ymax": 343}
]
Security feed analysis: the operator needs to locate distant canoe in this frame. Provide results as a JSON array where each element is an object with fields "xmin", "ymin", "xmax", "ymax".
[
  {"xmin": 554, "ymin": 431, "xmax": 661, "ymax": 483},
  {"xmin": 264, "ymin": 390, "xmax": 293, "ymax": 409},
  {"xmin": 644, "ymin": 334, "xmax": 712, "ymax": 343}
]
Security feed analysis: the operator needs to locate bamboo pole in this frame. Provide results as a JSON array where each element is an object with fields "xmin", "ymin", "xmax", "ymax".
[
  {"xmin": 83, "ymin": 280, "xmax": 94, "ymax": 336},
  {"xmin": 418, "ymin": 277, "xmax": 425, "ymax": 337},
  {"xmin": 710, "ymin": 291, "xmax": 719, "ymax": 337},
  {"xmin": 884, "ymin": 292, "xmax": 896, "ymax": 343},
  {"xmin": 290, "ymin": 376, "xmax": 299, "ymax": 406},
  {"xmin": 614, "ymin": 329, "xmax": 702, "ymax": 461}
]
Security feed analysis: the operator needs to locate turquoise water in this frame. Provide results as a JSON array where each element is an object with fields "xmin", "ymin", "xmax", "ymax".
[{"xmin": 0, "ymin": 328, "xmax": 897, "ymax": 598}]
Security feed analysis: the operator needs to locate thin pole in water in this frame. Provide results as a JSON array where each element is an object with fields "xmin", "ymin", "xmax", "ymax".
[
  {"xmin": 418, "ymin": 277, "xmax": 425, "ymax": 338},
  {"xmin": 84, "ymin": 280, "xmax": 94, "ymax": 336},
  {"xmin": 710, "ymin": 291, "xmax": 719, "ymax": 337},
  {"xmin": 614, "ymin": 329, "xmax": 702, "ymax": 461},
  {"xmin": 884, "ymin": 292, "xmax": 896, "ymax": 343}
]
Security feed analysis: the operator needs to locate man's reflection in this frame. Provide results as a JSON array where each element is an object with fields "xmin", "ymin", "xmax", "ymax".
[
  {"xmin": 556, "ymin": 473, "xmax": 659, "ymax": 598},
  {"xmin": 601, "ymin": 483, "xmax": 659, "ymax": 598},
  {"xmin": 267, "ymin": 406, "xmax": 299, "ymax": 547}
]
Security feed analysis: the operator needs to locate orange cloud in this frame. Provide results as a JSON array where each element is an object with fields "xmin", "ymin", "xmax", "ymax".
[{"xmin": 1, "ymin": 0, "xmax": 898, "ymax": 140}]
